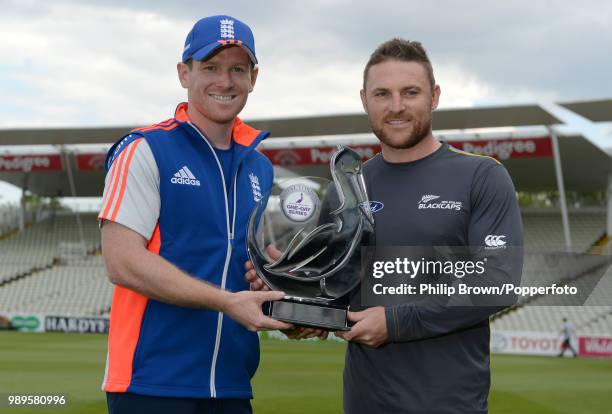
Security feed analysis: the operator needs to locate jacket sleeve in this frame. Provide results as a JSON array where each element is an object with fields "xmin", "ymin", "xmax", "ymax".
[
  {"xmin": 386, "ymin": 162, "xmax": 523, "ymax": 343},
  {"xmin": 98, "ymin": 137, "xmax": 160, "ymax": 241}
]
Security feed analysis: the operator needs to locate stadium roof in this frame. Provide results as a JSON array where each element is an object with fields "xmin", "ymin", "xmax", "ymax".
[
  {"xmin": 0, "ymin": 100, "xmax": 610, "ymax": 197},
  {"xmin": 0, "ymin": 103, "xmax": 561, "ymax": 145},
  {"xmin": 560, "ymin": 99, "xmax": 612, "ymax": 122}
]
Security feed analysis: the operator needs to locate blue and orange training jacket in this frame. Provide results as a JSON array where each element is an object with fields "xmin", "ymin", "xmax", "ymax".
[{"xmin": 101, "ymin": 103, "xmax": 273, "ymax": 399}]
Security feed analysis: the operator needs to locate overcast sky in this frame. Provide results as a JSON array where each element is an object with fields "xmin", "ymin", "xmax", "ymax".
[{"xmin": 1, "ymin": 0, "xmax": 611, "ymax": 128}]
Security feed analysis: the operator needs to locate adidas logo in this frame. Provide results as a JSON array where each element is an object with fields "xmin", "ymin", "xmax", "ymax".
[{"xmin": 171, "ymin": 166, "xmax": 201, "ymax": 186}]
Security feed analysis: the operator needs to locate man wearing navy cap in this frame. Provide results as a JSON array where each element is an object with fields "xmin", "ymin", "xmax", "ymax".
[{"xmin": 99, "ymin": 15, "xmax": 290, "ymax": 414}]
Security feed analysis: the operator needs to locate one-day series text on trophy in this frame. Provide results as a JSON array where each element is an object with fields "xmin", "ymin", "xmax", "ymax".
[{"xmin": 247, "ymin": 146, "xmax": 374, "ymax": 330}]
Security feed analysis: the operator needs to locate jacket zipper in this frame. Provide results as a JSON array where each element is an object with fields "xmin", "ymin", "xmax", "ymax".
[
  {"xmin": 187, "ymin": 122, "xmax": 236, "ymax": 398},
  {"xmin": 209, "ymin": 173, "xmax": 239, "ymax": 398}
]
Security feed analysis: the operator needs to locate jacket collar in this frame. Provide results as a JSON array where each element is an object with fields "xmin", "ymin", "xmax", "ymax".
[{"xmin": 174, "ymin": 102, "xmax": 266, "ymax": 148}]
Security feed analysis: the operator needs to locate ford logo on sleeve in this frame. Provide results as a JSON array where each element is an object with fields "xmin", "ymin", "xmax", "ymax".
[{"xmin": 360, "ymin": 201, "xmax": 384, "ymax": 213}]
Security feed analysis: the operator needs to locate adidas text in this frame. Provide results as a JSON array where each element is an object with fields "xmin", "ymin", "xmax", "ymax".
[
  {"xmin": 171, "ymin": 166, "xmax": 201, "ymax": 187},
  {"xmin": 171, "ymin": 177, "xmax": 201, "ymax": 186}
]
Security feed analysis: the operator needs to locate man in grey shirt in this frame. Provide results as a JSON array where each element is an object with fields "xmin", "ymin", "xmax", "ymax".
[
  {"xmin": 558, "ymin": 317, "xmax": 578, "ymax": 357},
  {"xmin": 335, "ymin": 39, "xmax": 523, "ymax": 413}
]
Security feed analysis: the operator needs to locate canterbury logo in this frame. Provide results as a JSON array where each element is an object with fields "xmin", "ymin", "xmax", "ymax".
[
  {"xmin": 420, "ymin": 194, "xmax": 440, "ymax": 203},
  {"xmin": 485, "ymin": 235, "xmax": 506, "ymax": 248},
  {"xmin": 171, "ymin": 166, "xmax": 201, "ymax": 186}
]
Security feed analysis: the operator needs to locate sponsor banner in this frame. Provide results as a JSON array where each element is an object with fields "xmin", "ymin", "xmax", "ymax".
[
  {"xmin": 45, "ymin": 315, "xmax": 109, "ymax": 334},
  {"xmin": 0, "ymin": 313, "xmax": 45, "ymax": 332},
  {"xmin": 0, "ymin": 155, "xmax": 63, "ymax": 172},
  {"xmin": 0, "ymin": 138, "xmax": 552, "ymax": 172},
  {"xmin": 75, "ymin": 153, "xmax": 106, "ymax": 171},
  {"xmin": 261, "ymin": 330, "xmax": 343, "ymax": 343},
  {"xmin": 261, "ymin": 138, "xmax": 551, "ymax": 166},
  {"xmin": 491, "ymin": 330, "xmax": 571, "ymax": 356},
  {"xmin": 0, "ymin": 313, "xmax": 109, "ymax": 333},
  {"xmin": 261, "ymin": 145, "xmax": 380, "ymax": 166},
  {"xmin": 579, "ymin": 335, "xmax": 612, "ymax": 358},
  {"xmin": 451, "ymin": 137, "xmax": 552, "ymax": 160}
]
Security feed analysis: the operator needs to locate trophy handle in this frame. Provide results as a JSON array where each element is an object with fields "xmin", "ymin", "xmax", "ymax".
[
  {"xmin": 247, "ymin": 145, "xmax": 375, "ymax": 302},
  {"xmin": 329, "ymin": 146, "xmax": 374, "ymax": 227}
]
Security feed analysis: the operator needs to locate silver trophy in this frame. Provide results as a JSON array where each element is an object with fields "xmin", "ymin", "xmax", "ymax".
[{"xmin": 247, "ymin": 146, "xmax": 374, "ymax": 330}]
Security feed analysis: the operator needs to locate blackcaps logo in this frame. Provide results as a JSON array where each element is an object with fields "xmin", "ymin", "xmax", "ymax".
[
  {"xmin": 418, "ymin": 194, "xmax": 462, "ymax": 211},
  {"xmin": 280, "ymin": 184, "xmax": 319, "ymax": 222},
  {"xmin": 420, "ymin": 194, "xmax": 440, "ymax": 203}
]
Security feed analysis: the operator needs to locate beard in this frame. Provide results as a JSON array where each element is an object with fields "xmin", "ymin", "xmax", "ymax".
[{"xmin": 371, "ymin": 113, "xmax": 432, "ymax": 150}]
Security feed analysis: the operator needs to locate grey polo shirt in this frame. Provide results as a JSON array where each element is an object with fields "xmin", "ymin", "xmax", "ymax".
[{"xmin": 343, "ymin": 142, "xmax": 523, "ymax": 414}]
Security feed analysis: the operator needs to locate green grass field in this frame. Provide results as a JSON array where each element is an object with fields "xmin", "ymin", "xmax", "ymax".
[{"xmin": 1, "ymin": 332, "xmax": 611, "ymax": 413}]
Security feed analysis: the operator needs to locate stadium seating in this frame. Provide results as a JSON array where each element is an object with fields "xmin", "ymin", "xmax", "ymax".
[
  {"xmin": 0, "ymin": 204, "xmax": 24, "ymax": 236},
  {"xmin": 0, "ymin": 255, "xmax": 112, "ymax": 316},
  {"xmin": 491, "ymin": 208, "xmax": 612, "ymax": 335},
  {"xmin": 0, "ymin": 207, "xmax": 610, "ymax": 336},
  {"xmin": 0, "ymin": 213, "xmax": 100, "ymax": 283},
  {"xmin": 0, "ymin": 212, "xmax": 111, "ymax": 316},
  {"xmin": 522, "ymin": 208, "xmax": 606, "ymax": 252},
  {"xmin": 492, "ymin": 305, "xmax": 612, "ymax": 335}
]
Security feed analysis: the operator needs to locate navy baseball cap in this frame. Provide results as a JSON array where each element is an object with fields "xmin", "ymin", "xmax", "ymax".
[{"xmin": 182, "ymin": 15, "xmax": 257, "ymax": 65}]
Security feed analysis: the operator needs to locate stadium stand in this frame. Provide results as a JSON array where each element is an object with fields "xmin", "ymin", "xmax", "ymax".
[
  {"xmin": 0, "ymin": 205, "xmax": 610, "ymax": 335},
  {"xmin": 491, "ymin": 208, "xmax": 612, "ymax": 335},
  {"xmin": 0, "ymin": 212, "xmax": 111, "ymax": 316},
  {"xmin": 0, "ymin": 255, "xmax": 112, "ymax": 316},
  {"xmin": 0, "ymin": 212, "xmax": 100, "ymax": 284},
  {"xmin": 492, "ymin": 305, "xmax": 612, "ymax": 335},
  {"xmin": 522, "ymin": 208, "xmax": 607, "ymax": 252},
  {"xmin": 0, "ymin": 204, "xmax": 21, "ymax": 235}
]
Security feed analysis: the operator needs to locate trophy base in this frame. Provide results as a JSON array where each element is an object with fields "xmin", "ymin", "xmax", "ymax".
[{"xmin": 266, "ymin": 298, "xmax": 350, "ymax": 331}]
